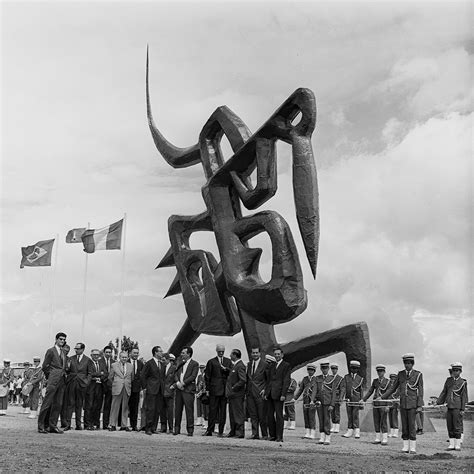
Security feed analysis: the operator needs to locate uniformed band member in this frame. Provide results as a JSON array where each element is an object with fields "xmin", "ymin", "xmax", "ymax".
[
  {"xmin": 283, "ymin": 377, "xmax": 297, "ymax": 430},
  {"xmin": 362, "ymin": 364, "xmax": 390, "ymax": 445},
  {"xmin": 381, "ymin": 353, "xmax": 424, "ymax": 454},
  {"xmin": 292, "ymin": 363, "xmax": 317, "ymax": 439},
  {"xmin": 312, "ymin": 360, "xmax": 337, "ymax": 445},
  {"xmin": 436, "ymin": 362, "xmax": 468, "ymax": 451},
  {"xmin": 342, "ymin": 360, "xmax": 363, "ymax": 438},
  {"xmin": 387, "ymin": 373, "xmax": 400, "ymax": 438},
  {"xmin": 21, "ymin": 361, "xmax": 32, "ymax": 414},
  {"xmin": 0, "ymin": 359, "xmax": 13, "ymax": 415},
  {"xmin": 330, "ymin": 363, "xmax": 343, "ymax": 433},
  {"xmin": 195, "ymin": 364, "xmax": 208, "ymax": 427}
]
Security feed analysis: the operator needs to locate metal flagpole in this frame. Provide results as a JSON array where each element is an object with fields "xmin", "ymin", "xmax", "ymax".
[
  {"xmin": 48, "ymin": 234, "xmax": 59, "ymax": 341},
  {"xmin": 119, "ymin": 213, "xmax": 127, "ymax": 350},
  {"xmin": 81, "ymin": 222, "xmax": 90, "ymax": 341}
]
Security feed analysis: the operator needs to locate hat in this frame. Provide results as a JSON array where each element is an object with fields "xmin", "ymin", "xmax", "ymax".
[
  {"xmin": 199, "ymin": 364, "xmax": 205, "ymax": 369},
  {"xmin": 265, "ymin": 354, "xmax": 276, "ymax": 363},
  {"xmin": 168, "ymin": 354, "xmax": 176, "ymax": 360},
  {"xmin": 216, "ymin": 344, "xmax": 225, "ymax": 351},
  {"xmin": 375, "ymin": 364, "xmax": 386, "ymax": 371},
  {"xmin": 349, "ymin": 360, "xmax": 360, "ymax": 367},
  {"xmin": 402, "ymin": 353, "xmax": 415, "ymax": 361},
  {"xmin": 451, "ymin": 362, "xmax": 462, "ymax": 370},
  {"xmin": 24, "ymin": 361, "xmax": 31, "ymax": 366},
  {"xmin": 330, "ymin": 363, "xmax": 339, "ymax": 369},
  {"xmin": 3, "ymin": 359, "xmax": 10, "ymax": 363},
  {"xmin": 389, "ymin": 373, "xmax": 397, "ymax": 378},
  {"xmin": 319, "ymin": 360, "xmax": 330, "ymax": 367},
  {"xmin": 306, "ymin": 363, "xmax": 316, "ymax": 370},
  {"xmin": 33, "ymin": 357, "xmax": 41, "ymax": 361}
]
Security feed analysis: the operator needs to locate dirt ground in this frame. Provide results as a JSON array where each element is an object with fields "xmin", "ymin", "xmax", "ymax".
[{"xmin": 0, "ymin": 405, "xmax": 472, "ymax": 473}]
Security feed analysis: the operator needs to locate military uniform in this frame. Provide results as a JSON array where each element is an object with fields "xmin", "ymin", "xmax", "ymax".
[
  {"xmin": 330, "ymin": 363, "xmax": 343, "ymax": 433},
  {"xmin": 341, "ymin": 360, "xmax": 364, "ymax": 438},
  {"xmin": 293, "ymin": 365, "xmax": 317, "ymax": 439},
  {"xmin": 0, "ymin": 360, "xmax": 13, "ymax": 415},
  {"xmin": 437, "ymin": 362, "xmax": 468, "ymax": 451},
  {"xmin": 312, "ymin": 361, "xmax": 337, "ymax": 444},
  {"xmin": 363, "ymin": 364, "xmax": 390, "ymax": 444},
  {"xmin": 382, "ymin": 353, "xmax": 423, "ymax": 454},
  {"xmin": 27, "ymin": 359, "xmax": 44, "ymax": 418},
  {"xmin": 387, "ymin": 373, "xmax": 400, "ymax": 437},
  {"xmin": 283, "ymin": 378, "xmax": 297, "ymax": 429}
]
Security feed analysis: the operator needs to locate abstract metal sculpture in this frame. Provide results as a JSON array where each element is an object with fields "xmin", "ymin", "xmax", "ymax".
[{"xmin": 146, "ymin": 49, "xmax": 371, "ymax": 380}]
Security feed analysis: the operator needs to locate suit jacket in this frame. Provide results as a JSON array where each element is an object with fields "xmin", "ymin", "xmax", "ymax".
[
  {"xmin": 163, "ymin": 363, "xmax": 177, "ymax": 397},
  {"xmin": 89, "ymin": 358, "xmax": 108, "ymax": 386},
  {"xmin": 99, "ymin": 356, "xmax": 115, "ymax": 389},
  {"xmin": 42, "ymin": 346, "xmax": 67, "ymax": 387},
  {"xmin": 129, "ymin": 359, "xmax": 144, "ymax": 393},
  {"xmin": 264, "ymin": 360, "xmax": 291, "ymax": 400},
  {"xmin": 312, "ymin": 374, "xmax": 337, "ymax": 406},
  {"xmin": 246, "ymin": 358, "xmax": 267, "ymax": 398},
  {"xmin": 294, "ymin": 375, "xmax": 316, "ymax": 402},
  {"xmin": 225, "ymin": 360, "xmax": 246, "ymax": 399},
  {"xmin": 108, "ymin": 361, "xmax": 133, "ymax": 397},
  {"xmin": 382, "ymin": 369, "xmax": 423, "ymax": 409},
  {"xmin": 437, "ymin": 377, "xmax": 468, "ymax": 410},
  {"xmin": 341, "ymin": 374, "xmax": 364, "ymax": 402},
  {"xmin": 141, "ymin": 358, "xmax": 164, "ymax": 395},
  {"xmin": 174, "ymin": 359, "xmax": 199, "ymax": 394},
  {"xmin": 68, "ymin": 354, "xmax": 93, "ymax": 389},
  {"xmin": 205, "ymin": 356, "xmax": 232, "ymax": 396}
]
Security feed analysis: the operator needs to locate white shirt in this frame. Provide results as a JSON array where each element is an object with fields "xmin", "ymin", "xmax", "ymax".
[
  {"xmin": 251, "ymin": 359, "xmax": 260, "ymax": 375},
  {"xmin": 55, "ymin": 345, "xmax": 62, "ymax": 357},
  {"xmin": 276, "ymin": 360, "xmax": 282, "ymax": 369},
  {"xmin": 180, "ymin": 359, "xmax": 191, "ymax": 384},
  {"xmin": 78, "ymin": 355, "xmax": 82, "ymax": 364}
]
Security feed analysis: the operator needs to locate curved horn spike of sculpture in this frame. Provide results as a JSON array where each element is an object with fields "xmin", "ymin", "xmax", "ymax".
[{"xmin": 146, "ymin": 46, "xmax": 201, "ymax": 168}]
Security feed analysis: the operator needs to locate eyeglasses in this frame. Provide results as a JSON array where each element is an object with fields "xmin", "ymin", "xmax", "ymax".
[
  {"xmin": 58, "ymin": 337, "xmax": 66, "ymax": 341},
  {"xmin": 74, "ymin": 348, "xmax": 82, "ymax": 351}
]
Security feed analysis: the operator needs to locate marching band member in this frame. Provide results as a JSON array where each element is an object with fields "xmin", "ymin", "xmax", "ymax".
[
  {"xmin": 362, "ymin": 364, "xmax": 390, "ymax": 445},
  {"xmin": 341, "ymin": 360, "xmax": 364, "ymax": 439},
  {"xmin": 292, "ymin": 364, "xmax": 317, "ymax": 439},
  {"xmin": 437, "ymin": 362, "xmax": 468, "ymax": 451},
  {"xmin": 387, "ymin": 373, "xmax": 400, "ymax": 438},
  {"xmin": 0, "ymin": 359, "xmax": 13, "ymax": 416},
  {"xmin": 330, "ymin": 363, "xmax": 343, "ymax": 433},
  {"xmin": 283, "ymin": 377, "xmax": 298, "ymax": 430},
  {"xmin": 312, "ymin": 360, "xmax": 337, "ymax": 445},
  {"xmin": 381, "ymin": 353, "xmax": 424, "ymax": 454}
]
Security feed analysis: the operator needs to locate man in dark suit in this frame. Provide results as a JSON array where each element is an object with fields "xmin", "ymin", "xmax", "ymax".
[
  {"xmin": 225, "ymin": 349, "xmax": 246, "ymax": 438},
  {"xmin": 160, "ymin": 352, "xmax": 176, "ymax": 433},
  {"xmin": 84, "ymin": 348, "xmax": 107, "ymax": 430},
  {"xmin": 37, "ymin": 332, "xmax": 68, "ymax": 434},
  {"xmin": 128, "ymin": 347, "xmax": 144, "ymax": 431},
  {"xmin": 141, "ymin": 346, "xmax": 164, "ymax": 435},
  {"xmin": 63, "ymin": 342, "xmax": 93, "ymax": 430},
  {"xmin": 203, "ymin": 344, "xmax": 232, "ymax": 436},
  {"xmin": 246, "ymin": 347, "xmax": 268, "ymax": 440},
  {"xmin": 100, "ymin": 345, "xmax": 115, "ymax": 429},
  {"xmin": 264, "ymin": 347, "xmax": 291, "ymax": 442},
  {"xmin": 173, "ymin": 346, "xmax": 199, "ymax": 436}
]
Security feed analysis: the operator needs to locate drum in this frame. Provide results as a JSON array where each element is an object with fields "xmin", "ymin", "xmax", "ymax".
[
  {"xmin": 0, "ymin": 385, "xmax": 8, "ymax": 397},
  {"xmin": 21, "ymin": 383, "xmax": 33, "ymax": 396}
]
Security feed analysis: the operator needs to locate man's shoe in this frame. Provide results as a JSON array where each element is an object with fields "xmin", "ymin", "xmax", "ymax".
[
  {"xmin": 108, "ymin": 426, "xmax": 116, "ymax": 431},
  {"xmin": 132, "ymin": 427, "xmax": 139, "ymax": 432},
  {"xmin": 145, "ymin": 430, "xmax": 152, "ymax": 435},
  {"xmin": 173, "ymin": 431, "xmax": 179, "ymax": 436},
  {"xmin": 226, "ymin": 433, "xmax": 235, "ymax": 438},
  {"xmin": 49, "ymin": 427, "xmax": 64, "ymax": 434},
  {"xmin": 275, "ymin": 438, "xmax": 283, "ymax": 442},
  {"xmin": 86, "ymin": 426, "xmax": 94, "ymax": 431},
  {"xmin": 63, "ymin": 426, "xmax": 71, "ymax": 432},
  {"xmin": 187, "ymin": 433, "xmax": 193, "ymax": 437},
  {"xmin": 38, "ymin": 428, "xmax": 49, "ymax": 434},
  {"xmin": 119, "ymin": 427, "xmax": 127, "ymax": 431},
  {"xmin": 125, "ymin": 427, "xmax": 133, "ymax": 432},
  {"xmin": 236, "ymin": 435, "xmax": 244, "ymax": 439},
  {"xmin": 248, "ymin": 435, "xmax": 259, "ymax": 440},
  {"xmin": 203, "ymin": 430, "xmax": 213, "ymax": 436},
  {"xmin": 75, "ymin": 426, "xmax": 82, "ymax": 431},
  {"xmin": 269, "ymin": 437, "xmax": 276, "ymax": 441}
]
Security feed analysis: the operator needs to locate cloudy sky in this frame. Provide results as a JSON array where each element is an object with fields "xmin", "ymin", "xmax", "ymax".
[{"xmin": 1, "ymin": 1, "xmax": 472, "ymax": 397}]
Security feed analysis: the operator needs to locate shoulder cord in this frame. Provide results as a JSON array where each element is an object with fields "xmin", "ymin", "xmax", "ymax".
[{"xmin": 405, "ymin": 372, "xmax": 421, "ymax": 395}]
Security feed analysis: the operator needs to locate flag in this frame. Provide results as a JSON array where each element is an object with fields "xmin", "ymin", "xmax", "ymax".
[
  {"xmin": 20, "ymin": 239, "xmax": 55, "ymax": 269},
  {"xmin": 81, "ymin": 219, "xmax": 123, "ymax": 254},
  {"xmin": 65, "ymin": 228, "xmax": 86, "ymax": 243}
]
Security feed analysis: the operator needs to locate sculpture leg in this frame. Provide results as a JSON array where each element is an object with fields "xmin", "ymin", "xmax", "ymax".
[{"xmin": 239, "ymin": 308, "xmax": 278, "ymax": 357}]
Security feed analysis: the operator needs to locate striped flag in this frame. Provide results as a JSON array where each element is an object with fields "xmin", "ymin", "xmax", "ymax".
[
  {"xmin": 65, "ymin": 228, "xmax": 86, "ymax": 243},
  {"xmin": 20, "ymin": 239, "xmax": 55, "ymax": 268},
  {"xmin": 81, "ymin": 219, "xmax": 123, "ymax": 254}
]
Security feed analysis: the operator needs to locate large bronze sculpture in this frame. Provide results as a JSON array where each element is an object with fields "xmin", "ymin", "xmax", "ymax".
[{"xmin": 146, "ymin": 49, "xmax": 371, "ymax": 380}]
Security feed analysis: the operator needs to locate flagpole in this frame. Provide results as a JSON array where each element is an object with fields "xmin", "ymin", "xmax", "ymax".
[
  {"xmin": 119, "ymin": 213, "xmax": 127, "ymax": 350},
  {"xmin": 81, "ymin": 222, "xmax": 90, "ymax": 341},
  {"xmin": 48, "ymin": 234, "xmax": 59, "ymax": 341}
]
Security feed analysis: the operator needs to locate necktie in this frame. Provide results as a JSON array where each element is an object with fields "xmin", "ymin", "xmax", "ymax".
[
  {"xmin": 95, "ymin": 362, "xmax": 99, "ymax": 372},
  {"xmin": 220, "ymin": 357, "xmax": 223, "ymax": 365},
  {"xmin": 252, "ymin": 361, "xmax": 256, "ymax": 376},
  {"xmin": 122, "ymin": 364, "xmax": 126, "ymax": 376},
  {"xmin": 133, "ymin": 360, "xmax": 136, "ymax": 376},
  {"xmin": 107, "ymin": 359, "xmax": 110, "ymax": 371},
  {"xmin": 352, "ymin": 374, "xmax": 355, "ymax": 379}
]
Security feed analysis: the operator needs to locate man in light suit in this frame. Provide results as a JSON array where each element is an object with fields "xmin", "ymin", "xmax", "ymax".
[
  {"xmin": 246, "ymin": 347, "xmax": 268, "ymax": 440},
  {"xmin": 173, "ymin": 346, "xmax": 199, "ymax": 436},
  {"xmin": 37, "ymin": 332, "xmax": 68, "ymax": 434},
  {"xmin": 108, "ymin": 351, "xmax": 133, "ymax": 431},
  {"xmin": 225, "ymin": 349, "xmax": 247, "ymax": 438},
  {"xmin": 63, "ymin": 342, "xmax": 93, "ymax": 430},
  {"xmin": 141, "ymin": 346, "xmax": 164, "ymax": 435},
  {"xmin": 203, "ymin": 344, "xmax": 232, "ymax": 436},
  {"xmin": 264, "ymin": 347, "xmax": 291, "ymax": 442}
]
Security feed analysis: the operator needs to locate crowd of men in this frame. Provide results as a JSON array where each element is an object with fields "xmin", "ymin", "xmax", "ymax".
[{"xmin": 0, "ymin": 333, "xmax": 468, "ymax": 454}]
